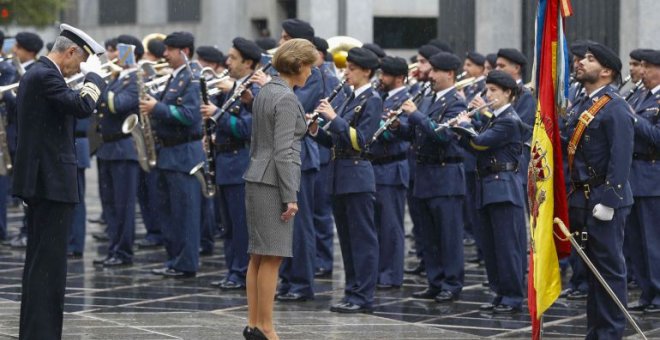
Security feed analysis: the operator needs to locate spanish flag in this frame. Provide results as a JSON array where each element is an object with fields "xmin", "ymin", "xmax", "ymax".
[{"xmin": 527, "ymin": 0, "xmax": 573, "ymax": 339}]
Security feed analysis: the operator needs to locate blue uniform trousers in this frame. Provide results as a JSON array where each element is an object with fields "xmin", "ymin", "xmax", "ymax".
[
  {"xmin": 407, "ymin": 180, "xmax": 425, "ymax": 261},
  {"xmin": 313, "ymin": 163, "xmax": 334, "ymax": 272},
  {"xmin": 20, "ymin": 199, "xmax": 74, "ymax": 340},
  {"xmin": 375, "ymin": 184, "xmax": 406, "ymax": 287},
  {"xmin": 0, "ymin": 175, "xmax": 7, "ymax": 240},
  {"xmin": 568, "ymin": 249, "xmax": 589, "ymax": 292},
  {"xmin": 99, "ymin": 160, "xmax": 138, "ymax": 261},
  {"xmin": 200, "ymin": 195, "xmax": 217, "ymax": 254},
  {"xmin": 217, "ymin": 183, "xmax": 248, "ymax": 285},
  {"xmin": 479, "ymin": 202, "xmax": 526, "ymax": 308},
  {"xmin": 68, "ymin": 168, "xmax": 86, "ymax": 254},
  {"xmin": 463, "ymin": 171, "xmax": 477, "ymax": 240},
  {"xmin": 137, "ymin": 169, "xmax": 163, "ymax": 244},
  {"xmin": 333, "ymin": 192, "xmax": 378, "ymax": 307},
  {"xmin": 279, "ymin": 170, "xmax": 317, "ymax": 297},
  {"xmin": 157, "ymin": 170, "xmax": 201, "ymax": 273},
  {"xmin": 569, "ymin": 207, "xmax": 630, "ymax": 340},
  {"xmin": 626, "ymin": 197, "xmax": 660, "ymax": 306},
  {"xmin": 418, "ymin": 196, "xmax": 464, "ymax": 294}
]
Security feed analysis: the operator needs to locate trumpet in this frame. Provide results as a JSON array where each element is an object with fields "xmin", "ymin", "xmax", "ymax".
[
  {"xmin": 456, "ymin": 71, "xmax": 468, "ymax": 81},
  {"xmin": 455, "ymin": 75, "xmax": 485, "ymax": 91},
  {"xmin": 139, "ymin": 60, "xmax": 171, "ymax": 78},
  {"xmin": 201, "ymin": 67, "xmax": 228, "ymax": 80},
  {"xmin": 434, "ymin": 99, "xmax": 497, "ymax": 132},
  {"xmin": 0, "ymin": 82, "xmax": 19, "ymax": 96}
]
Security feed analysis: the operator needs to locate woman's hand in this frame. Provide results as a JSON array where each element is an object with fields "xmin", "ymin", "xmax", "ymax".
[{"xmin": 281, "ymin": 202, "xmax": 299, "ymax": 222}]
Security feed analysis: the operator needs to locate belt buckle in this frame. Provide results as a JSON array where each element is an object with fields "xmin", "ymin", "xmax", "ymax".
[{"xmin": 583, "ymin": 184, "xmax": 590, "ymax": 200}]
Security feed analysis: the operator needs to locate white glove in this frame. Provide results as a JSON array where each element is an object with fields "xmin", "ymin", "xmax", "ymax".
[
  {"xmin": 80, "ymin": 54, "xmax": 103, "ymax": 76},
  {"xmin": 593, "ymin": 203, "xmax": 614, "ymax": 221}
]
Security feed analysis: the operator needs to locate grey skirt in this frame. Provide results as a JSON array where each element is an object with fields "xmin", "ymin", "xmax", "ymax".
[{"xmin": 245, "ymin": 181, "xmax": 294, "ymax": 257}]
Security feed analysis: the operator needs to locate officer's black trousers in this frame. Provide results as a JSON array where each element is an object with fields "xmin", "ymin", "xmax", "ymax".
[{"xmin": 19, "ymin": 199, "xmax": 75, "ymax": 340}]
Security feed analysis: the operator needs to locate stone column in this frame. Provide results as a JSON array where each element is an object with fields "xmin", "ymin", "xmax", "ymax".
[{"xmin": 474, "ymin": 0, "xmax": 522, "ymax": 53}]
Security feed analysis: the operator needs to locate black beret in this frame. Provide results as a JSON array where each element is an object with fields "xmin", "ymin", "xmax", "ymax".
[
  {"xmin": 485, "ymin": 53, "xmax": 497, "ymax": 67},
  {"xmin": 147, "ymin": 39, "xmax": 165, "ymax": 59},
  {"xmin": 638, "ymin": 49, "xmax": 660, "ymax": 66},
  {"xmin": 163, "ymin": 31, "xmax": 194, "ymax": 50},
  {"xmin": 380, "ymin": 56, "xmax": 408, "ymax": 76},
  {"xmin": 465, "ymin": 51, "xmax": 485, "ymax": 66},
  {"xmin": 255, "ymin": 37, "xmax": 277, "ymax": 51},
  {"xmin": 282, "ymin": 19, "xmax": 314, "ymax": 42},
  {"xmin": 46, "ymin": 41, "xmax": 54, "ymax": 52},
  {"xmin": 196, "ymin": 46, "xmax": 224, "ymax": 64},
  {"xmin": 630, "ymin": 48, "xmax": 654, "ymax": 62},
  {"xmin": 313, "ymin": 36, "xmax": 328, "ymax": 53},
  {"xmin": 428, "ymin": 52, "xmax": 462, "ymax": 71},
  {"xmin": 363, "ymin": 43, "xmax": 386, "ymax": 58},
  {"xmin": 232, "ymin": 37, "xmax": 262, "ymax": 63},
  {"xmin": 428, "ymin": 39, "xmax": 453, "ymax": 53},
  {"xmin": 498, "ymin": 48, "xmax": 527, "ymax": 66},
  {"xmin": 346, "ymin": 47, "xmax": 379, "ymax": 70},
  {"xmin": 486, "ymin": 70, "xmax": 518, "ymax": 91},
  {"xmin": 570, "ymin": 40, "xmax": 593, "ymax": 58},
  {"xmin": 117, "ymin": 34, "xmax": 144, "ymax": 60},
  {"xmin": 15, "ymin": 32, "xmax": 44, "ymax": 54},
  {"xmin": 418, "ymin": 44, "xmax": 441, "ymax": 60},
  {"xmin": 586, "ymin": 42, "xmax": 621, "ymax": 74}
]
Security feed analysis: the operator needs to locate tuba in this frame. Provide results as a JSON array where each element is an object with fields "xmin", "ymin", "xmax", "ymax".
[
  {"xmin": 327, "ymin": 36, "xmax": 362, "ymax": 69},
  {"xmin": 142, "ymin": 33, "xmax": 166, "ymax": 54}
]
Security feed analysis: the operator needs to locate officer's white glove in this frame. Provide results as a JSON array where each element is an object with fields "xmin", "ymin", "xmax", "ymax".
[
  {"xmin": 592, "ymin": 203, "xmax": 614, "ymax": 221},
  {"xmin": 80, "ymin": 54, "xmax": 103, "ymax": 76}
]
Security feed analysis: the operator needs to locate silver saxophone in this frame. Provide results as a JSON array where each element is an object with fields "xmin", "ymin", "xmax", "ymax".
[{"xmin": 122, "ymin": 68, "xmax": 158, "ymax": 172}]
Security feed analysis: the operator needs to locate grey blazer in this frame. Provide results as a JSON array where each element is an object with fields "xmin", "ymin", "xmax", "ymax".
[{"xmin": 243, "ymin": 77, "xmax": 307, "ymax": 203}]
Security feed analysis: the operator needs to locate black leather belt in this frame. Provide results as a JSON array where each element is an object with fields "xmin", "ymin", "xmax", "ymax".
[
  {"xmin": 633, "ymin": 152, "xmax": 660, "ymax": 162},
  {"xmin": 369, "ymin": 153, "xmax": 407, "ymax": 165},
  {"xmin": 571, "ymin": 174, "xmax": 606, "ymax": 200},
  {"xmin": 75, "ymin": 132, "xmax": 88, "ymax": 138},
  {"xmin": 333, "ymin": 148, "xmax": 364, "ymax": 161},
  {"xmin": 102, "ymin": 133, "xmax": 130, "ymax": 143},
  {"xmin": 477, "ymin": 162, "xmax": 518, "ymax": 176},
  {"xmin": 216, "ymin": 140, "xmax": 249, "ymax": 153},
  {"xmin": 159, "ymin": 134, "xmax": 203, "ymax": 147},
  {"xmin": 416, "ymin": 154, "xmax": 463, "ymax": 165}
]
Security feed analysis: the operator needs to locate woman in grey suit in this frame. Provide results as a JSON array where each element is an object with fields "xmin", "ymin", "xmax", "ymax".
[{"xmin": 242, "ymin": 38, "xmax": 317, "ymax": 340}]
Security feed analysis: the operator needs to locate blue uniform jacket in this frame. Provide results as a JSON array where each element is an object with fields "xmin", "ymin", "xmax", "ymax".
[
  {"xmin": 513, "ymin": 84, "xmax": 535, "ymax": 141},
  {"xmin": 369, "ymin": 87, "xmax": 410, "ymax": 187},
  {"xmin": 75, "ymin": 117, "xmax": 91, "ymax": 169},
  {"xmin": 313, "ymin": 88, "xmax": 381, "ymax": 195},
  {"xmin": 294, "ymin": 67, "xmax": 322, "ymax": 172},
  {"xmin": 630, "ymin": 89, "xmax": 660, "ymax": 197},
  {"xmin": 566, "ymin": 86, "xmax": 634, "ymax": 210},
  {"xmin": 459, "ymin": 105, "xmax": 526, "ymax": 208},
  {"xmin": 151, "ymin": 67, "xmax": 204, "ymax": 173},
  {"xmin": 213, "ymin": 79, "xmax": 259, "ymax": 185},
  {"xmin": 12, "ymin": 57, "xmax": 106, "ymax": 203},
  {"xmin": 395, "ymin": 88, "xmax": 467, "ymax": 199},
  {"xmin": 96, "ymin": 71, "xmax": 139, "ymax": 161}
]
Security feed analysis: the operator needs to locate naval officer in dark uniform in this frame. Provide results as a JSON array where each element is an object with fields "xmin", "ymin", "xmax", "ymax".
[{"xmin": 12, "ymin": 23, "xmax": 106, "ymax": 340}]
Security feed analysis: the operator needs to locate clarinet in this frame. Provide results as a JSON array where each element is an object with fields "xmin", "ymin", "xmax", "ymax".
[
  {"xmin": 307, "ymin": 78, "xmax": 347, "ymax": 127},
  {"xmin": 368, "ymin": 82, "xmax": 431, "ymax": 145},
  {"xmin": 625, "ymin": 80, "xmax": 643, "ymax": 101},
  {"xmin": 210, "ymin": 63, "xmax": 272, "ymax": 123},
  {"xmin": 200, "ymin": 77, "xmax": 217, "ymax": 197}
]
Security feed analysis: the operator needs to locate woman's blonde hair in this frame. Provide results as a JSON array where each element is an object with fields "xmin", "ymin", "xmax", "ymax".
[{"xmin": 272, "ymin": 38, "xmax": 317, "ymax": 76}]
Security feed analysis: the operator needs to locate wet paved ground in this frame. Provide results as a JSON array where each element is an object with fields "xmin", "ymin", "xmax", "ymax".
[{"xmin": 0, "ymin": 163, "xmax": 657, "ymax": 339}]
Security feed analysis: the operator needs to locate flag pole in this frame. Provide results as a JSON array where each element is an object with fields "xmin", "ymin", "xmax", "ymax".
[{"xmin": 553, "ymin": 218, "xmax": 647, "ymax": 340}]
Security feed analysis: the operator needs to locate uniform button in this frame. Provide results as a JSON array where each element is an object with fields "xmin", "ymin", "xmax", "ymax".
[
  {"xmin": 617, "ymin": 184, "xmax": 621, "ymax": 188},
  {"xmin": 233, "ymin": 150, "xmax": 238, "ymax": 154},
  {"xmin": 495, "ymin": 175, "xmax": 499, "ymax": 179},
  {"xmin": 354, "ymin": 160, "xmax": 359, "ymax": 165},
  {"xmin": 606, "ymin": 181, "xmax": 610, "ymax": 185},
  {"xmin": 441, "ymin": 162, "xmax": 445, "ymax": 166}
]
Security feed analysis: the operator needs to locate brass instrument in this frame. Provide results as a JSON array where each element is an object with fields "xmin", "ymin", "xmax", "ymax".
[
  {"xmin": 455, "ymin": 75, "xmax": 485, "ymax": 91},
  {"xmin": 139, "ymin": 60, "xmax": 171, "ymax": 78},
  {"xmin": 618, "ymin": 74, "xmax": 631, "ymax": 90},
  {"xmin": 625, "ymin": 80, "xmax": 644, "ymax": 101},
  {"xmin": 142, "ymin": 33, "xmax": 166, "ymax": 54},
  {"xmin": 122, "ymin": 69, "xmax": 158, "ymax": 171},
  {"xmin": 327, "ymin": 36, "xmax": 363, "ymax": 69},
  {"xmin": 143, "ymin": 74, "xmax": 172, "ymax": 96},
  {"xmin": 204, "ymin": 69, "xmax": 231, "ymax": 97},
  {"xmin": 0, "ymin": 82, "xmax": 19, "ymax": 96},
  {"xmin": 434, "ymin": 99, "xmax": 497, "ymax": 132},
  {"xmin": 456, "ymin": 71, "xmax": 468, "ymax": 81}
]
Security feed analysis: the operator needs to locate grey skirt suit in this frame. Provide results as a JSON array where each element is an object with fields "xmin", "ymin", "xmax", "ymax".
[{"xmin": 243, "ymin": 77, "xmax": 307, "ymax": 257}]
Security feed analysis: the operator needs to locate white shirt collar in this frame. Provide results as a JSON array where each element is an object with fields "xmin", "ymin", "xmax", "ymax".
[
  {"xmin": 45, "ymin": 56, "xmax": 62, "ymax": 75},
  {"xmin": 516, "ymin": 79, "xmax": 523, "ymax": 85},
  {"xmin": 434, "ymin": 86, "xmax": 454, "ymax": 102},
  {"xmin": 21, "ymin": 59, "xmax": 35, "ymax": 69},
  {"xmin": 387, "ymin": 86, "xmax": 406, "ymax": 99},
  {"xmin": 171, "ymin": 64, "xmax": 187, "ymax": 79},
  {"xmin": 588, "ymin": 85, "xmax": 607, "ymax": 98},
  {"xmin": 493, "ymin": 103, "xmax": 512, "ymax": 117},
  {"xmin": 651, "ymin": 84, "xmax": 660, "ymax": 95},
  {"xmin": 354, "ymin": 83, "xmax": 372, "ymax": 98}
]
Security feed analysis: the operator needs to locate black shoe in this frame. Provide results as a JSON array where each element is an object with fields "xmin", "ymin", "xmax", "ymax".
[
  {"xmin": 404, "ymin": 264, "xmax": 425, "ymax": 276},
  {"xmin": 559, "ymin": 288, "xmax": 574, "ymax": 298},
  {"xmin": 210, "ymin": 278, "xmax": 228, "ymax": 287},
  {"xmin": 242, "ymin": 326, "xmax": 253, "ymax": 339},
  {"xmin": 275, "ymin": 292, "xmax": 311, "ymax": 302},
  {"xmin": 566, "ymin": 290, "xmax": 587, "ymax": 300},
  {"xmin": 479, "ymin": 302, "xmax": 496, "ymax": 311},
  {"xmin": 330, "ymin": 302, "xmax": 373, "ymax": 314},
  {"xmin": 434, "ymin": 290, "xmax": 459, "ymax": 303},
  {"xmin": 628, "ymin": 302, "xmax": 649, "ymax": 312},
  {"xmin": 91, "ymin": 232, "xmax": 109, "ymax": 242},
  {"xmin": 645, "ymin": 304, "xmax": 660, "ymax": 314},
  {"xmin": 412, "ymin": 288, "xmax": 440, "ymax": 299},
  {"xmin": 376, "ymin": 283, "xmax": 400, "ymax": 290},
  {"xmin": 136, "ymin": 238, "xmax": 162, "ymax": 248},
  {"xmin": 88, "ymin": 216, "xmax": 106, "ymax": 224},
  {"xmin": 9, "ymin": 235, "xmax": 27, "ymax": 248},
  {"xmin": 251, "ymin": 327, "xmax": 268, "ymax": 340},
  {"xmin": 93, "ymin": 257, "xmax": 110, "ymax": 265},
  {"xmin": 160, "ymin": 268, "xmax": 195, "ymax": 278},
  {"xmin": 493, "ymin": 304, "xmax": 520, "ymax": 314},
  {"xmin": 314, "ymin": 268, "xmax": 332, "ymax": 278},
  {"xmin": 67, "ymin": 252, "xmax": 83, "ymax": 259},
  {"xmin": 219, "ymin": 280, "xmax": 245, "ymax": 290},
  {"xmin": 103, "ymin": 256, "xmax": 132, "ymax": 267}
]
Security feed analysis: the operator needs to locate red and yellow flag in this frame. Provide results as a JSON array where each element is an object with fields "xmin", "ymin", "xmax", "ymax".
[{"xmin": 527, "ymin": 0, "xmax": 573, "ymax": 339}]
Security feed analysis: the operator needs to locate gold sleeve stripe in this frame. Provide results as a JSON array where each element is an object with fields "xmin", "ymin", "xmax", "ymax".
[
  {"xmin": 107, "ymin": 91, "xmax": 116, "ymax": 113},
  {"xmin": 481, "ymin": 110, "xmax": 493, "ymax": 118},
  {"xmin": 349, "ymin": 127, "xmax": 361, "ymax": 152},
  {"xmin": 469, "ymin": 140, "xmax": 489, "ymax": 151},
  {"xmin": 80, "ymin": 82, "xmax": 101, "ymax": 102}
]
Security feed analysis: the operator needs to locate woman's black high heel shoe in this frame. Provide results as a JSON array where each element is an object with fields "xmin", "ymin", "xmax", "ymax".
[
  {"xmin": 243, "ymin": 326, "xmax": 253, "ymax": 339},
  {"xmin": 252, "ymin": 327, "xmax": 269, "ymax": 340}
]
